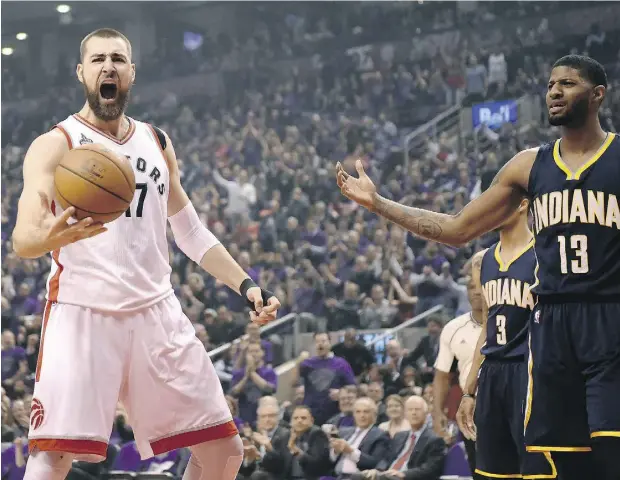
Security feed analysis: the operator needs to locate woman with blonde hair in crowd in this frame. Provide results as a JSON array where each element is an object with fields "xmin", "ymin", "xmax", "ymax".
[{"xmin": 378, "ymin": 394, "xmax": 411, "ymax": 438}]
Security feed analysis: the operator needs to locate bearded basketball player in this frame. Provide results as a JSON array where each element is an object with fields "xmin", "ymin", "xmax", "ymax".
[
  {"xmin": 337, "ymin": 55, "xmax": 620, "ymax": 480},
  {"xmin": 12, "ymin": 28, "xmax": 280, "ymax": 480}
]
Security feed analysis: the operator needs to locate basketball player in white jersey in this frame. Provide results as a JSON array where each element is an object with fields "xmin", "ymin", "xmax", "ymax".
[{"xmin": 11, "ymin": 28, "xmax": 279, "ymax": 480}]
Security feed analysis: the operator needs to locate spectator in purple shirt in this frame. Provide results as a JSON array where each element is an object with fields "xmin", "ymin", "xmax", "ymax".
[
  {"xmin": 413, "ymin": 243, "xmax": 448, "ymax": 274},
  {"xmin": 230, "ymin": 342, "xmax": 278, "ymax": 425},
  {"xmin": 238, "ymin": 322, "xmax": 274, "ymax": 365},
  {"xmin": 294, "ymin": 332, "xmax": 356, "ymax": 425},
  {"xmin": 326, "ymin": 384, "xmax": 358, "ymax": 428},
  {"xmin": 300, "ymin": 217, "xmax": 328, "ymax": 264},
  {"xmin": 10, "ymin": 283, "xmax": 40, "ymax": 318},
  {"xmin": 3, "ymin": 437, "xmax": 28, "ymax": 480},
  {"xmin": 1, "ymin": 331, "xmax": 28, "ymax": 393}
]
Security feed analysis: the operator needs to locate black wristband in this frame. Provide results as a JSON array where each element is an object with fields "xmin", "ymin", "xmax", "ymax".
[
  {"xmin": 240, "ymin": 278, "xmax": 275, "ymax": 313},
  {"xmin": 239, "ymin": 278, "xmax": 258, "ymax": 299},
  {"xmin": 462, "ymin": 393, "xmax": 475, "ymax": 400}
]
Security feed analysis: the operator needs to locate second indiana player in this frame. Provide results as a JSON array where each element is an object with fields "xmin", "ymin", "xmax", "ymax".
[{"xmin": 457, "ymin": 198, "xmax": 551, "ymax": 479}]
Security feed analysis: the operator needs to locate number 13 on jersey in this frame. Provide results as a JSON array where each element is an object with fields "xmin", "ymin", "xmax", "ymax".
[{"xmin": 557, "ymin": 234, "xmax": 589, "ymax": 274}]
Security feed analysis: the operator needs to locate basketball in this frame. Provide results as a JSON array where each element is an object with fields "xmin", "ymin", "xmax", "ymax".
[{"xmin": 54, "ymin": 144, "xmax": 136, "ymax": 224}]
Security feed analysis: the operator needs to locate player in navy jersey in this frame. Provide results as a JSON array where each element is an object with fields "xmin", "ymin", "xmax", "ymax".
[
  {"xmin": 337, "ymin": 54, "xmax": 619, "ymax": 480},
  {"xmin": 455, "ymin": 199, "xmax": 551, "ymax": 478}
]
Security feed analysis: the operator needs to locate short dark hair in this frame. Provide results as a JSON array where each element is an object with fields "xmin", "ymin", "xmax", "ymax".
[
  {"xmin": 292, "ymin": 405, "xmax": 313, "ymax": 416},
  {"xmin": 427, "ymin": 315, "xmax": 444, "ymax": 327},
  {"xmin": 80, "ymin": 28, "xmax": 132, "ymax": 61},
  {"xmin": 342, "ymin": 385, "xmax": 359, "ymax": 396},
  {"xmin": 553, "ymin": 55, "xmax": 607, "ymax": 88},
  {"xmin": 313, "ymin": 331, "xmax": 329, "ymax": 339}
]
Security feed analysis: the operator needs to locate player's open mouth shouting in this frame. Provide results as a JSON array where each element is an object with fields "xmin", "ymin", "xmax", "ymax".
[{"xmin": 99, "ymin": 77, "xmax": 118, "ymax": 103}]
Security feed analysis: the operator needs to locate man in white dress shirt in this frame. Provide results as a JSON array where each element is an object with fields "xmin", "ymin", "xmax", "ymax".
[{"xmin": 329, "ymin": 397, "xmax": 390, "ymax": 479}]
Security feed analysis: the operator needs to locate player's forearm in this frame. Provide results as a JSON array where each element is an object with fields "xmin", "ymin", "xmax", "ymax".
[
  {"xmin": 370, "ymin": 194, "xmax": 467, "ymax": 247},
  {"xmin": 12, "ymin": 225, "xmax": 53, "ymax": 259},
  {"xmin": 432, "ymin": 370, "xmax": 450, "ymax": 419},
  {"xmin": 199, "ymin": 244, "xmax": 251, "ymax": 294},
  {"xmin": 464, "ymin": 331, "xmax": 486, "ymax": 396}
]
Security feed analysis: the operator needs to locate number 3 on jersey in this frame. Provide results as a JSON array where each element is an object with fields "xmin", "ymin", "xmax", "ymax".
[
  {"xmin": 496, "ymin": 315, "xmax": 507, "ymax": 345},
  {"xmin": 557, "ymin": 234, "xmax": 589, "ymax": 274},
  {"xmin": 125, "ymin": 183, "xmax": 148, "ymax": 218}
]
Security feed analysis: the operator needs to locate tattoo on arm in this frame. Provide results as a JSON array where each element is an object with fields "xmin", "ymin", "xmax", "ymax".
[{"xmin": 373, "ymin": 196, "xmax": 455, "ymax": 243}]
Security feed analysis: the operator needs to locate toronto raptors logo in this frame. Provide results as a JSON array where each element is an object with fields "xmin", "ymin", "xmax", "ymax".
[
  {"xmin": 30, "ymin": 398, "xmax": 45, "ymax": 430},
  {"xmin": 79, "ymin": 133, "xmax": 93, "ymax": 145}
]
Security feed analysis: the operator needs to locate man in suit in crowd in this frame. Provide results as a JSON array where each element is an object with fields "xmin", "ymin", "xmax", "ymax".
[
  {"xmin": 404, "ymin": 316, "xmax": 444, "ymax": 384},
  {"xmin": 353, "ymin": 395, "xmax": 446, "ymax": 480},
  {"xmin": 239, "ymin": 398, "xmax": 291, "ymax": 480},
  {"xmin": 329, "ymin": 397, "xmax": 390, "ymax": 479},
  {"xmin": 282, "ymin": 385, "xmax": 305, "ymax": 424},
  {"xmin": 286, "ymin": 405, "xmax": 332, "ymax": 480},
  {"xmin": 383, "ymin": 340, "xmax": 413, "ymax": 396},
  {"xmin": 326, "ymin": 385, "xmax": 358, "ymax": 428},
  {"xmin": 367, "ymin": 382, "xmax": 388, "ymax": 424}
]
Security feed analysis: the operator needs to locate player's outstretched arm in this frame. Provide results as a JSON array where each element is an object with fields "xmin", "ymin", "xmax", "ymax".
[
  {"xmin": 12, "ymin": 130, "xmax": 107, "ymax": 258},
  {"xmin": 336, "ymin": 150, "xmax": 536, "ymax": 247},
  {"xmin": 162, "ymin": 131, "xmax": 280, "ymax": 324}
]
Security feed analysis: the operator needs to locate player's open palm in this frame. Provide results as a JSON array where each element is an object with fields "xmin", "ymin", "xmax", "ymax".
[
  {"xmin": 336, "ymin": 160, "xmax": 377, "ymax": 210},
  {"xmin": 456, "ymin": 395, "xmax": 477, "ymax": 441},
  {"xmin": 39, "ymin": 192, "xmax": 107, "ymax": 250}
]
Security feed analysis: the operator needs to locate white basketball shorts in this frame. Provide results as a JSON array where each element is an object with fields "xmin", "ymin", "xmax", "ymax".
[{"xmin": 28, "ymin": 293, "xmax": 237, "ymax": 462}]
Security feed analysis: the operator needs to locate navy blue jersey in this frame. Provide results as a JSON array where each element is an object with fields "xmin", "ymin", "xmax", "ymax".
[
  {"xmin": 480, "ymin": 241, "xmax": 537, "ymax": 359},
  {"xmin": 529, "ymin": 133, "xmax": 620, "ymax": 298}
]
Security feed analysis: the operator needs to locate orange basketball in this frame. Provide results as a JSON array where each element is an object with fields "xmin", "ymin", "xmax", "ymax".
[{"xmin": 54, "ymin": 144, "xmax": 136, "ymax": 224}]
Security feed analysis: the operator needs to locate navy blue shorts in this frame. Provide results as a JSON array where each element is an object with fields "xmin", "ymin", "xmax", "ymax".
[
  {"xmin": 524, "ymin": 301, "xmax": 620, "ymax": 453},
  {"xmin": 474, "ymin": 358, "xmax": 553, "ymax": 478}
]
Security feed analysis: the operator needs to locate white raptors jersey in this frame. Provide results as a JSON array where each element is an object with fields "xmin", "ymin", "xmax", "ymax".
[{"xmin": 47, "ymin": 114, "xmax": 173, "ymax": 312}]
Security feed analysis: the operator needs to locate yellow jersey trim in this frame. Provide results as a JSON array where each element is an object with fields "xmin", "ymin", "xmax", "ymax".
[
  {"xmin": 552, "ymin": 132, "xmax": 615, "ymax": 180},
  {"xmin": 475, "ymin": 452, "xmax": 558, "ymax": 479},
  {"xmin": 522, "ymin": 452, "xmax": 558, "ymax": 479},
  {"xmin": 494, "ymin": 239, "xmax": 535, "ymax": 272},
  {"xmin": 475, "ymin": 469, "xmax": 522, "ymax": 478},
  {"xmin": 526, "ymin": 446, "xmax": 592, "ymax": 453},
  {"xmin": 591, "ymin": 431, "xmax": 620, "ymax": 438}
]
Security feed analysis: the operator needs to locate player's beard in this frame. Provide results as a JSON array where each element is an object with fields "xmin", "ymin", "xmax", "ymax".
[
  {"xmin": 548, "ymin": 96, "xmax": 589, "ymax": 129},
  {"xmin": 84, "ymin": 82, "xmax": 131, "ymax": 121}
]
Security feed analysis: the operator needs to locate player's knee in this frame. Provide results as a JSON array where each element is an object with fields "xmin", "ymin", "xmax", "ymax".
[
  {"xmin": 25, "ymin": 450, "xmax": 75, "ymax": 479},
  {"xmin": 36, "ymin": 450, "xmax": 75, "ymax": 469},
  {"xmin": 223, "ymin": 435, "xmax": 243, "ymax": 459},
  {"xmin": 189, "ymin": 435, "xmax": 243, "ymax": 480}
]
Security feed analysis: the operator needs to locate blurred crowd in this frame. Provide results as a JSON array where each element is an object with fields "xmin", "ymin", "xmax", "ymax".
[{"xmin": 2, "ymin": 1, "xmax": 620, "ymax": 479}]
